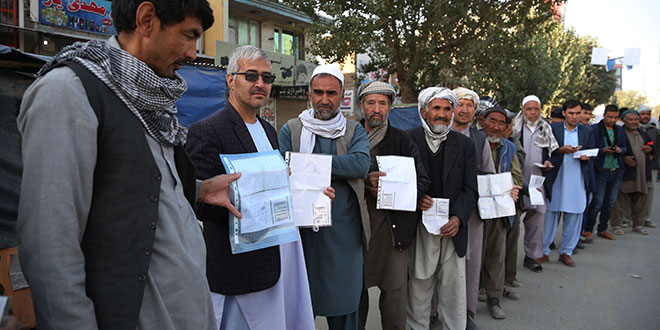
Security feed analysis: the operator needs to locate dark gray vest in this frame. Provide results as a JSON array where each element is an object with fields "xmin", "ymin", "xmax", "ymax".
[
  {"xmin": 67, "ymin": 62, "xmax": 196, "ymax": 330},
  {"xmin": 468, "ymin": 127, "xmax": 487, "ymax": 174}
]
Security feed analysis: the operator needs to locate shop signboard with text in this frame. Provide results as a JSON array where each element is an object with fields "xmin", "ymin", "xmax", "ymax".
[{"xmin": 39, "ymin": 0, "xmax": 115, "ymax": 36}]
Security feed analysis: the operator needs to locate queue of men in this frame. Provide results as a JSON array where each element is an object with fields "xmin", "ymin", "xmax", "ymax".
[{"xmin": 12, "ymin": 1, "xmax": 658, "ymax": 330}]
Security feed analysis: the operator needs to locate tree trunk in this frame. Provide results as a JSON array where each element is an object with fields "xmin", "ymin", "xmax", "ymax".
[{"xmin": 399, "ymin": 78, "xmax": 417, "ymax": 104}]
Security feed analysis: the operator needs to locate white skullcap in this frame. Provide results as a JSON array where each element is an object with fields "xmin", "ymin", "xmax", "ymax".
[
  {"xmin": 522, "ymin": 95, "xmax": 541, "ymax": 108},
  {"xmin": 638, "ymin": 104, "xmax": 652, "ymax": 112},
  {"xmin": 311, "ymin": 64, "xmax": 344, "ymax": 86},
  {"xmin": 453, "ymin": 87, "xmax": 479, "ymax": 108}
]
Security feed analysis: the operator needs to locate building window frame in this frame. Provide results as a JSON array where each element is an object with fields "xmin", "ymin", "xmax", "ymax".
[
  {"xmin": 274, "ymin": 27, "xmax": 304, "ymax": 60},
  {"xmin": 227, "ymin": 15, "xmax": 260, "ymax": 48}
]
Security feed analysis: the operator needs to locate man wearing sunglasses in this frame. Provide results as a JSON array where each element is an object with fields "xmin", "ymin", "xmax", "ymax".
[{"xmin": 186, "ymin": 46, "xmax": 320, "ymax": 329}]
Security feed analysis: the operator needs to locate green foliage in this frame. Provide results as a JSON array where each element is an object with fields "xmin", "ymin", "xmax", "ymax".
[
  {"xmin": 283, "ymin": 0, "xmax": 616, "ymax": 108},
  {"xmin": 609, "ymin": 90, "xmax": 649, "ymax": 109}
]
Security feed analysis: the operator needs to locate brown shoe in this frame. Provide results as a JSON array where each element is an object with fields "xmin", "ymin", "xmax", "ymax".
[
  {"xmin": 584, "ymin": 231, "xmax": 593, "ymax": 239},
  {"xmin": 559, "ymin": 254, "xmax": 575, "ymax": 267},
  {"xmin": 597, "ymin": 231, "xmax": 616, "ymax": 240},
  {"xmin": 537, "ymin": 255, "xmax": 549, "ymax": 264}
]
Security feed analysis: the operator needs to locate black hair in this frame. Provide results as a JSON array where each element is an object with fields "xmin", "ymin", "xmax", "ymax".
[
  {"xmin": 112, "ymin": 0, "xmax": 214, "ymax": 34},
  {"xmin": 562, "ymin": 99, "xmax": 582, "ymax": 111},
  {"xmin": 619, "ymin": 107, "xmax": 629, "ymax": 116},
  {"xmin": 582, "ymin": 103, "xmax": 593, "ymax": 111},
  {"xmin": 604, "ymin": 104, "xmax": 619, "ymax": 114},
  {"xmin": 551, "ymin": 107, "xmax": 565, "ymax": 119}
]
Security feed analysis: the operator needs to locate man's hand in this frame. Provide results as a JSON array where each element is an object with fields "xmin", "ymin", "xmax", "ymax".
[
  {"xmin": 624, "ymin": 155, "xmax": 636, "ymax": 167},
  {"xmin": 440, "ymin": 215, "xmax": 461, "ymax": 237},
  {"xmin": 198, "ymin": 173, "xmax": 242, "ymax": 218},
  {"xmin": 614, "ymin": 146, "xmax": 622, "ymax": 154},
  {"xmin": 542, "ymin": 160, "xmax": 554, "ymax": 171},
  {"xmin": 641, "ymin": 145, "xmax": 653, "ymax": 154},
  {"xmin": 510, "ymin": 185, "xmax": 522, "ymax": 202},
  {"xmin": 419, "ymin": 194, "xmax": 434, "ymax": 211},
  {"xmin": 559, "ymin": 145, "xmax": 579, "ymax": 154},
  {"xmin": 365, "ymin": 171, "xmax": 386, "ymax": 198},
  {"xmin": 603, "ymin": 146, "xmax": 616, "ymax": 154},
  {"xmin": 324, "ymin": 186, "xmax": 336, "ymax": 200},
  {"xmin": 579, "ymin": 155, "xmax": 590, "ymax": 161}
]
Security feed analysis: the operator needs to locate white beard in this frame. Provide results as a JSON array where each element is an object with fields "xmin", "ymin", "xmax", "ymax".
[{"xmin": 487, "ymin": 136, "xmax": 501, "ymax": 143}]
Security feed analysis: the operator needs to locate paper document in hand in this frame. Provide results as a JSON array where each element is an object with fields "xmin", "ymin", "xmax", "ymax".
[
  {"xmin": 529, "ymin": 175, "xmax": 545, "ymax": 205},
  {"xmin": 573, "ymin": 148, "xmax": 599, "ymax": 158},
  {"xmin": 477, "ymin": 172, "xmax": 516, "ymax": 219},
  {"xmin": 478, "ymin": 172, "xmax": 513, "ymax": 196},
  {"xmin": 286, "ymin": 152, "xmax": 332, "ymax": 227},
  {"xmin": 220, "ymin": 150, "xmax": 299, "ymax": 254},
  {"xmin": 376, "ymin": 155, "xmax": 417, "ymax": 211},
  {"xmin": 422, "ymin": 198, "xmax": 449, "ymax": 235}
]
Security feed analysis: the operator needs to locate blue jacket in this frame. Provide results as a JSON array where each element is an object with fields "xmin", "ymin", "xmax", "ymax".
[
  {"xmin": 590, "ymin": 122, "xmax": 628, "ymax": 171},
  {"xmin": 543, "ymin": 122, "xmax": 595, "ymax": 202},
  {"xmin": 496, "ymin": 138, "xmax": 516, "ymax": 174}
]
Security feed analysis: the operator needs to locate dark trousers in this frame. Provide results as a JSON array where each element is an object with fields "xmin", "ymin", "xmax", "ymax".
[
  {"xmin": 505, "ymin": 213, "xmax": 520, "ymax": 284},
  {"xmin": 326, "ymin": 310, "xmax": 358, "ymax": 330},
  {"xmin": 584, "ymin": 169, "xmax": 624, "ymax": 233}
]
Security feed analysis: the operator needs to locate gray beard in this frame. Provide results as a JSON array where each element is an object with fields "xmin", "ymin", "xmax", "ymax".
[
  {"xmin": 367, "ymin": 113, "xmax": 387, "ymax": 128},
  {"xmin": 430, "ymin": 124, "xmax": 449, "ymax": 135},
  {"xmin": 314, "ymin": 108, "xmax": 339, "ymax": 120},
  {"xmin": 487, "ymin": 136, "xmax": 501, "ymax": 143},
  {"xmin": 639, "ymin": 122, "xmax": 651, "ymax": 129},
  {"xmin": 524, "ymin": 116, "xmax": 541, "ymax": 127}
]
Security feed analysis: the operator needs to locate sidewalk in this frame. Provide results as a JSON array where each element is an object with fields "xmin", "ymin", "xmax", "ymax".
[{"xmin": 317, "ymin": 181, "xmax": 660, "ymax": 330}]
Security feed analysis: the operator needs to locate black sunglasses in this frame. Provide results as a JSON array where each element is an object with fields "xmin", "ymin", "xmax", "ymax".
[{"xmin": 232, "ymin": 71, "xmax": 276, "ymax": 84}]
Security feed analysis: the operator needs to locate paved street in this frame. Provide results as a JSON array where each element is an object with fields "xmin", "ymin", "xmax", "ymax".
[{"xmin": 316, "ymin": 180, "xmax": 660, "ymax": 330}]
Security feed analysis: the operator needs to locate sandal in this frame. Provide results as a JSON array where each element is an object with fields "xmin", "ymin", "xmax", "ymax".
[
  {"xmin": 633, "ymin": 226, "xmax": 649, "ymax": 235},
  {"xmin": 612, "ymin": 226, "xmax": 624, "ymax": 235}
]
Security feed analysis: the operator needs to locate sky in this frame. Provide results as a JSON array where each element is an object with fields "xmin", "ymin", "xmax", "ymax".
[{"xmin": 563, "ymin": 0, "xmax": 660, "ymax": 106}]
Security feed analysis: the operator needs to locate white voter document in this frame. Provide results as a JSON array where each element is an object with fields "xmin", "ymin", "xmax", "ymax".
[
  {"xmin": 422, "ymin": 198, "xmax": 450, "ymax": 235},
  {"xmin": 477, "ymin": 172, "xmax": 516, "ymax": 219},
  {"xmin": 376, "ymin": 155, "xmax": 417, "ymax": 211},
  {"xmin": 529, "ymin": 175, "xmax": 546, "ymax": 205},
  {"xmin": 223, "ymin": 151, "xmax": 293, "ymax": 233},
  {"xmin": 286, "ymin": 152, "xmax": 333, "ymax": 227},
  {"xmin": 573, "ymin": 148, "xmax": 599, "ymax": 158}
]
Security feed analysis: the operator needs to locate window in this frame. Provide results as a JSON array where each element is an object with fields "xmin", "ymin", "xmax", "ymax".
[
  {"xmin": 274, "ymin": 28, "xmax": 303, "ymax": 60},
  {"xmin": 0, "ymin": 0, "xmax": 17, "ymax": 26},
  {"xmin": 0, "ymin": 0, "xmax": 17, "ymax": 47},
  {"xmin": 228, "ymin": 16, "xmax": 260, "ymax": 47}
]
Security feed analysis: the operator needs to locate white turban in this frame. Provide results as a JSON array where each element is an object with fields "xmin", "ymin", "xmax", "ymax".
[
  {"xmin": 453, "ymin": 87, "xmax": 479, "ymax": 108},
  {"xmin": 638, "ymin": 105, "xmax": 652, "ymax": 113},
  {"xmin": 311, "ymin": 64, "xmax": 344, "ymax": 87},
  {"xmin": 521, "ymin": 95, "xmax": 541, "ymax": 108}
]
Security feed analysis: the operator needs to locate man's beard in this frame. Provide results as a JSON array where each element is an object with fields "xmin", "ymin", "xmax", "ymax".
[
  {"xmin": 314, "ymin": 107, "xmax": 338, "ymax": 120},
  {"xmin": 430, "ymin": 123, "xmax": 449, "ymax": 135},
  {"xmin": 524, "ymin": 116, "xmax": 541, "ymax": 127},
  {"xmin": 367, "ymin": 113, "xmax": 387, "ymax": 128},
  {"xmin": 486, "ymin": 136, "xmax": 501, "ymax": 143}
]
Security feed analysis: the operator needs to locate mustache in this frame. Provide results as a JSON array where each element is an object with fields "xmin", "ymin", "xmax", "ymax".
[
  {"xmin": 432, "ymin": 117, "xmax": 450, "ymax": 122},
  {"xmin": 250, "ymin": 87, "xmax": 267, "ymax": 95}
]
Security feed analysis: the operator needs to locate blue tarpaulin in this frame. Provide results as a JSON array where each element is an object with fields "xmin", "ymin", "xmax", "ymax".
[
  {"xmin": 388, "ymin": 105, "xmax": 421, "ymax": 131},
  {"xmin": 175, "ymin": 65, "xmax": 226, "ymax": 127}
]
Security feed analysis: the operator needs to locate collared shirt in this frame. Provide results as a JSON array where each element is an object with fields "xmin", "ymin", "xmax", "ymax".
[{"xmin": 602, "ymin": 128, "xmax": 619, "ymax": 169}]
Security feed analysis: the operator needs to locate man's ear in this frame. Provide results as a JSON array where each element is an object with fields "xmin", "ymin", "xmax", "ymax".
[
  {"xmin": 135, "ymin": 2, "xmax": 158, "ymax": 37},
  {"xmin": 226, "ymin": 73, "xmax": 234, "ymax": 90},
  {"xmin": 420, "ymin": 107, "xmax": 428, "ymax": 120}
]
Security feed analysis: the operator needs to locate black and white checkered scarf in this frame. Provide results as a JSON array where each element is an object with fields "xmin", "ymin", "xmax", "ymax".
[{"xmin": 37, "ymin": 37, "xmax": 188, "ymax": 146}]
